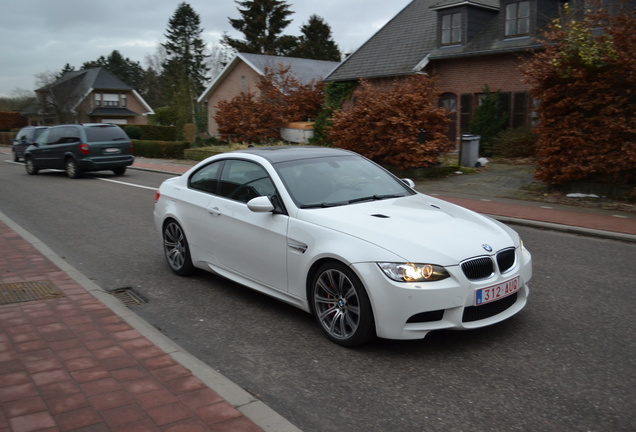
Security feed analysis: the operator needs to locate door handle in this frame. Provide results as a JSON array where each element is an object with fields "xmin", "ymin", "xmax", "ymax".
[{"xmin": 208, "ymin": 207, "xmax": 221, "ymax": 216}]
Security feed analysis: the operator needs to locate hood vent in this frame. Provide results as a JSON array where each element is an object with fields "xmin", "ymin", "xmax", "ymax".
[{"xmin": 371, "ymin": 214, "xmax": 390, "ymax": 218}]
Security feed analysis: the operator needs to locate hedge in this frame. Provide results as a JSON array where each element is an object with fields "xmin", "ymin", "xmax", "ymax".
[
  {"xmin": 183, "ymin": 147, "xmax": 226, "ymax": 161},
  {"xmin": 124, "ymin": 125, "xmax": 177, "ymax": 141},
  {"xmin": 0, "ymin": 131, "xmax": 15, "ymax": 145},
  {"xmin": 0, "ymin": 112, "xmax": 27, "ymax": 131},
  {"xmin": 132, "ymin": 140, "xmax": 189, "ymax": 159}
]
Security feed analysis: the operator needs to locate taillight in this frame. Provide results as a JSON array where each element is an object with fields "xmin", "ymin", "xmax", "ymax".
[
  {"xmin": 79, "ymin": 143, "xmax": 90, "ymax": 154},
  {"xmin": 155, "ymin": 191, "xmax": 160, "ymax": 203}
]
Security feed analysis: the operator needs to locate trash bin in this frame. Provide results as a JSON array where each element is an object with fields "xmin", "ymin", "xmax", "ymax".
[{"xmin": 460, "ymin": 134, "xmax": 481, "ymax": 167}]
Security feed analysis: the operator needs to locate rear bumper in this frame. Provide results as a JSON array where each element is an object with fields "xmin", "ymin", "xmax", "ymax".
[{"xmin": 77, "ymin": 156, "xmax": 134, "ymax": 171}]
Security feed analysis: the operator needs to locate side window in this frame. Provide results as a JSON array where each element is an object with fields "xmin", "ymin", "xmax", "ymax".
[
  {"xmin": 46, "ymin": 128, "xmax": 63, "ymax": 145},
  {"xmin": 218, "ymin": 160, "xmax": 276, "ymax": 203},
  {"xmin": 189, "ymin": 161, "xmax": 222, "ymax": 194},
  {"xmin": 47, "ymin": 127, "xmax": 80, "ymax": 145}
]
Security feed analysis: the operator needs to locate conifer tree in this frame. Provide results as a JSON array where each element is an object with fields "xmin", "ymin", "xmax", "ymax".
[
  {"xmin": 161, "ymin": 2, "xmax": 210, "ymax": 133},
  {"xmin": 82, "ymin": 51, "xmax": 145, "ymax": 89},
  {"xmin": 222, "ymin": 0, "xmax": 294, "ymax": 55},
  {"xmin": 290, "ymin": 15, "xmax": 341, "ymax": 61}
]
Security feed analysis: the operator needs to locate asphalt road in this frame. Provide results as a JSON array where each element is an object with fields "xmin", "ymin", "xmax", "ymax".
[{"xmin": 1, "ymin": 160, "xmax": 635, "ymax": 432}]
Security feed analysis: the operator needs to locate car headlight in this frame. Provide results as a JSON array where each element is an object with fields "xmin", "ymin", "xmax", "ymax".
[{"xmin": 378, "ymin": 263, "xmax": 450, "ymax": 282}]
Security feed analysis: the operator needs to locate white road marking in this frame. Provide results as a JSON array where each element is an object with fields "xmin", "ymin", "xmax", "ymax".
[
  {"xmin": 94, "ymin": 177, "xmax": 157, "ymax": 191},
  {"xmin": 4, "ymin": 159, "xmax": 157, "ymax": 191}
]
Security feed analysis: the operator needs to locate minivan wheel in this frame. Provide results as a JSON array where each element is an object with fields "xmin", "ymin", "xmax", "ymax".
[
  {"xmin": 66, "ymin": 158, "xmax": 81, "ymax": 178},
  {"xmin": 112, "ymin": 167, "xmax": 126, "ymax": 176},
  {"xmin": 25, "ymin": 157, "xmax": 38, "ymax": 175}
]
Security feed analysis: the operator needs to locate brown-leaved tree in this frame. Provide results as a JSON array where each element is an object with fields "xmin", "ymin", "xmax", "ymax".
[
  {"xmin": 521, "ymin": 4, "xmax": 636, "ymax": 186},
  {"xmin": 328, "ymin": 76, "xmax": 453, "ymax": 168},
  {"xmin": 215, "ymin": 65, "xmax": 324, "ymax": 143}
]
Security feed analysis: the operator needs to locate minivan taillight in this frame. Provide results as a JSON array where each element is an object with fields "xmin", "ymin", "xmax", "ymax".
[
  {"xmin": 79, "ymin": 143, "xmax": 90, "ymax": 154},
  {"xmin": 155, "ymin": 191, "xmax": 161, "ymax": 203}
]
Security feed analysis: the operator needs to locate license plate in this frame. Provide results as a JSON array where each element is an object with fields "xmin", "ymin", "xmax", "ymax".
[
  {"xmin": 475, "ymin": 276, "xmax": 519, "ymax": 306},
  {"xmin": 104, "ymin": 148, "xmax": 120, "ymax": 153}
]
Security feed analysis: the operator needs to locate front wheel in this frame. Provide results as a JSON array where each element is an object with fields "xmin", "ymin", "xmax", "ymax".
[
  {"xmin": 163, "ymin": 220, "xmax": 194, "ymax": 276},
  {"xmin": 311, "ymin": 262, "xmax": 375, "ymax": 347},
  {"xmin": 66, "ymin": 158, "xmax": 81, "ymax": 178},
  {"xmin": 112, "ymin": 167, "xmax": 126, "ymax": 176},
  {"xmin": 25, "ymin": 157, "xmax": 38, "ymax": 175}
]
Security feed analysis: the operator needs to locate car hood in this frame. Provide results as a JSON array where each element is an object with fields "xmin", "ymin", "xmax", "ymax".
[{"xmin": 295, "ymin": 194, "xmax": 518, "ymax": 265}]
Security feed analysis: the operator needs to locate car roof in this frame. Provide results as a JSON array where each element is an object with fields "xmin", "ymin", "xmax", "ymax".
[{"xmin": 230, "ymin": 146, "xmax": 356, "ymax": 164}]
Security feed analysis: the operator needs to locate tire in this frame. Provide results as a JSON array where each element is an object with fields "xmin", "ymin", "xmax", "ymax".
[
  {"xmin": 311, "ymin": 262, "xmax": 375, "ymax": 347},
  {"xmin": 25, "ymin": 157, "xmax": 38, "ymax": 175},
  {"xmin": 14, "ymin": 152, "xmax": 19, "ymax": 162},
  {"xmin": 66, "ymin": 158, "xmax": 82, "ymax": 179},
  {"xmin": 163, "ymin": 220, "xmax": 195, "ymax": 276},
  {"xmin": 112, "ymin": 167, "xmax": 126, "ymax": 176}
]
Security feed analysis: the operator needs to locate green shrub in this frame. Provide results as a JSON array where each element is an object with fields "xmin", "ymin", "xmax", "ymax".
[
  {"xmin": 183, "ymin": 123, "xmax": 196, "ymax": 144},
  {"xmin": 132, "ymin": 140, "xmax": 189, "ymax": 159},
  {"xmin": 490, "ymin": 126, "xmax": 537, "ymax": 158}
]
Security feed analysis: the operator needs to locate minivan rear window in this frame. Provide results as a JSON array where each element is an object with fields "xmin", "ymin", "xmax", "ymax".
[{"xmin": 85, "ymin": 125, "xmax": 129, "ymax": 142}]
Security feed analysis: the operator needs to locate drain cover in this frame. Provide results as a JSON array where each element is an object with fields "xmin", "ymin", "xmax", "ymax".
[
  {"xmin": 0, "ymin": 281, "xmax": 65, "ymax": 305},
  {"xmin": 108, "ymin": 288, "xmax": 146, "ymax": 307}
]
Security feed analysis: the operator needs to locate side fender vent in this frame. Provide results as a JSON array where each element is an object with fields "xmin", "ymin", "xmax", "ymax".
[{"xmin": 371, "ymin": 214, "xmax": 390, "ymax": 218}]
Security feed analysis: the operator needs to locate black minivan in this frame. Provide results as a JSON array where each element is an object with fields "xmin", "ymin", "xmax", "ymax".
[
  {"xmin": 24, "ymin": 123, "xmax": 134, "ymax": 178},
  {"xmin": 12, "ymin": 126, "xmax": 49, "ymax": 162}
]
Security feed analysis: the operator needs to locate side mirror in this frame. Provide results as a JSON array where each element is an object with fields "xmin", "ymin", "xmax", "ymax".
[
  {"xmin": 247, "ymin": 196, "xmax": 275, "ymax": 213},
  {"xmin": 401, "ymin": 178, "xmax": 415, "ymax": 188}
]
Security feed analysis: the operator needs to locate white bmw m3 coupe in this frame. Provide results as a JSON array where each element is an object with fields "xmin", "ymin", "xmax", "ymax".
[{"xmin": 154, "ymin": 146, "xmax": 532, "ymax": 346}]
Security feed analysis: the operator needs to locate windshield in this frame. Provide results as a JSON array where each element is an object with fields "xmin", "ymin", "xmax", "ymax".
[{"xmin": 275, "ymin": 154, "xmax": 414, "ymax": 208}]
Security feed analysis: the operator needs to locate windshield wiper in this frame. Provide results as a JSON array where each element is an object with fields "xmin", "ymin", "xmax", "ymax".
[
  {"xmin": 299, "ymin": 201, "xmax": 347, "ymax": 209},
  {"xmin": 348, "ymin": 194, "xmax": 404, "ymax": 204}
]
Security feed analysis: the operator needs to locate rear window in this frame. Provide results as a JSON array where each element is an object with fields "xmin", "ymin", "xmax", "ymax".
[{"xmin": 85, "ymin": 125, "xmax": 129, "ymax": 142}]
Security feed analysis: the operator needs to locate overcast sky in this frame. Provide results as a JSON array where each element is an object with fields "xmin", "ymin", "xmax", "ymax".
[{"xmin": 0, "ymin": 0, "xmax": 412, "ymax": 97}]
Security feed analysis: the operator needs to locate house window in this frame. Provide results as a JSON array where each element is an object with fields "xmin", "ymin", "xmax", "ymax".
[
  {"xmin": 103, "ymin": 94, "xmax": 119, "ymax": 107},
  {"xmin": 121, "ymin": 94, "xmax": 127, "ymax": 108},
  {"xmin": 460, "ymin": 94, "xmax": 473, "ymax": 135},
  {"xmin": 95, "ymin": 94, "xmax": 101, "ymax": 107},
  {"xmin": 513, "ymin": 92, "xmax": 529, "ymax": 128},
  {"xmin": 441, "ymin": 12, "xmax": 462, "ymax": 44},
  {"xmin": 241, "ymin": 76, "xmax": 247, "ymax": 93},
  {"xmin": 505, "ymin": 1, "xmax": 530, "ymax": 36}
]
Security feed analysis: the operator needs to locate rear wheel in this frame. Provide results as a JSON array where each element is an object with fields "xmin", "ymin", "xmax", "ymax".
[
  {"xmin": 25, "ymin": 157, "xmax": 38, "ymax": 175},
  {"xmin": 112, "ymin": 167, "xmax": 126, "ymax": 176},
  {"xmin": 163, "ymin": 220, "xmax": 194, "ymax": 276},
  {"xmin": 13, "ymin": 152, "xmax": 19, "ymax": 162},
  {"xmin": 311, "ymin": 262, "xmax": 375, "ymax": 347},
  {"xmin": 66, "ymin": 158, "xmax": 81, "ymax": 179}
]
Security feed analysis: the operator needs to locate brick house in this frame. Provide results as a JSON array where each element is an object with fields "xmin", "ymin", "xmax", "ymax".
[
  {"xmin": 35, "ymin": 68, "xmax": 154, "ymax": 125},
  {"xmin": 324, "ymin": 0, "xmax": 575, "ymax": 143},
  {"xmin": 198, "ymin": 53, "xmax": 340, "ymax": 137}
]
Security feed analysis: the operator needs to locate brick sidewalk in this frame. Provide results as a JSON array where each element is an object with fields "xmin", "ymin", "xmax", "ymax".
[{"xmin": 0, "ymin": 221, "xmax": 266, "ymax": 432}]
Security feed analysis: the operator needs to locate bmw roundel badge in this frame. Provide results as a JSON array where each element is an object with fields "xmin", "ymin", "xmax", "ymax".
[{"xmin": 482, "ymin": 244, "xmax": 493, "ymax": 252}]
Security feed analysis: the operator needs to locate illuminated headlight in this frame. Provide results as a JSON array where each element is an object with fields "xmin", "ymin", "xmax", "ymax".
[{"xmin": 378, "ymin": 263, "xmax": 450, "ymax": 282}]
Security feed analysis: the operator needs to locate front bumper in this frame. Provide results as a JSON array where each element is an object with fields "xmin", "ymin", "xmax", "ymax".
[{"xmin": 351, "ymin": 247, "xmax": 532, "ymax": 340}]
